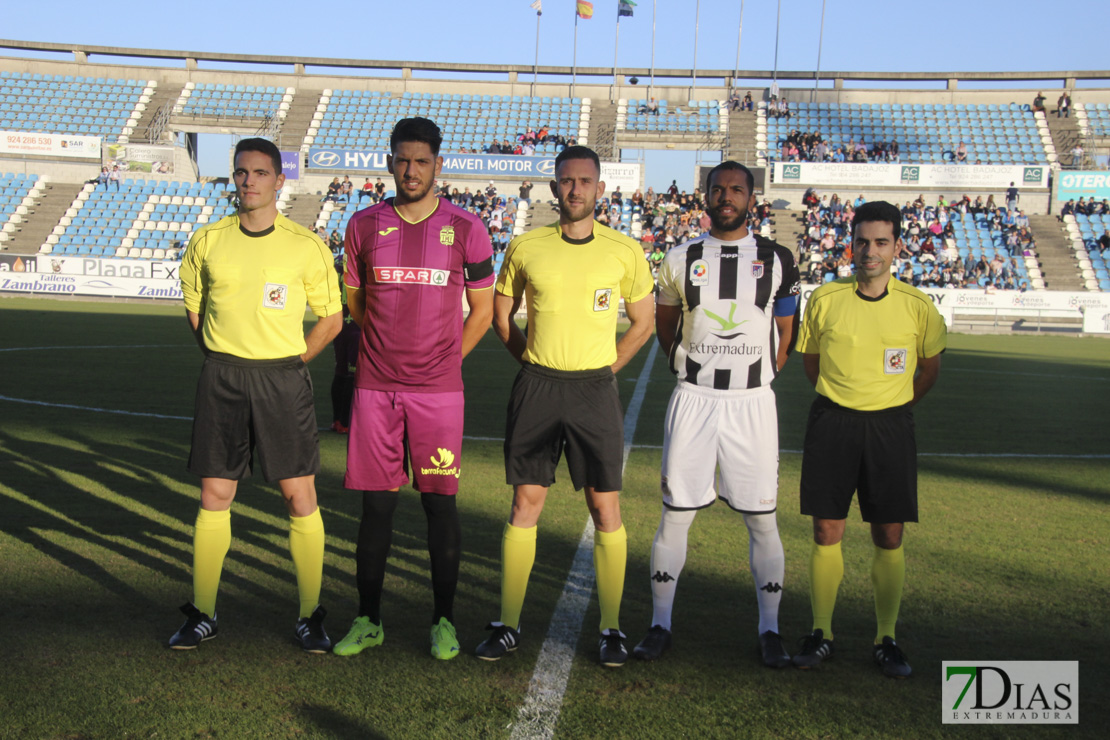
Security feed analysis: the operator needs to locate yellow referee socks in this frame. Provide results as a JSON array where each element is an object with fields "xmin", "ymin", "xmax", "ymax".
[
  {"xmin": 289, "ymin": 508, "xmax": 325, "ymax": 619},
  {"xmin": 193, "ymin": 507, "xmax": 231, "ymax": 617},
  {"xmin": 594, "ymin": 525, "xmax": 627, "ymax": 633},
  {"xmin": 809, "ymin": 541, "xmax": 844, "ymax": 640},
  {"xmin": 872, "ymin": 544, "xmax": 906, "ymax": 643},
  {"xmin": 500, "ymin": 523, "xmax": 537, "ymax": 630}
]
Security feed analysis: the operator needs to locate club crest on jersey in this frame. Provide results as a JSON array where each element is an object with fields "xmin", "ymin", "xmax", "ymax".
[
  {"xmin": 884, "ymin": 348, "xmax": 908, "ymax": 374},
  {"xmin": 262, "ymin": 283, "xmax": 287, "ymax": 309},
  {"xmin": 439, "ymin": 226, "xmax": 455, "ymax": 246},
  {"xmin": 374, "ymin": 266, "xmax": 450, "ymax": 286},
  {"xmin": 751, "ymin": 260, "xmax": 765, "ymax": 278},
  {"xmin": 593, "ymin": 288, "xmax": 612, "ymax": 311},
  {"xmin": 690, "ymin": 259, "xmax": 710, "ymax": 286}
]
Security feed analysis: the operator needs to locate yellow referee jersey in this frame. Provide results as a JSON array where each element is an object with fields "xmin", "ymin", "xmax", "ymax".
[
  {"xmin": 496, "ymin": 221, "xmax": 654, "ymax": 371},
  {"xmin": 181, "ymin": 213, "xmax": 341, "ymax": 360},
  {"xmin": 797, "ymin": 276, "xmax": 946, "ymax": 411}
]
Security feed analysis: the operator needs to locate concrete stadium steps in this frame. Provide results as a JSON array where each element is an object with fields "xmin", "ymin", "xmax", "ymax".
[
  {"xmin": 1046, "ymin": 113, "xmax": 1084, "ymax": 168},
  {"xmin": 132, "ymin": 85, "xmax": 180, "ymax": 143},
  {"xmin": 1027, "ymin": 214, "xmax": 1085, "ymax": 291},
  {"xmin": 3, "ymin": 181, "xmax": 83, "ymax": 255},
  {"xmin": 281, "ymin": 90, "xmax": 323, "ymax": 153},
  {"xmin": 725, "ymin": 109, "xmax": 759, "ymax": 163},
  {"xmin": 283, "ymin": 192, "xmax": 325, "ymax": 233},
  {"xmin": 587, "ymin": 100, "xmax": 617, "ymax": 160},
  {"xmin": 777, "ymin": 209, "xmax": 807, "ymax": 252},
  {"xmin": 523, "ymin": 200, "xmax": 559, "ymax": 232}
]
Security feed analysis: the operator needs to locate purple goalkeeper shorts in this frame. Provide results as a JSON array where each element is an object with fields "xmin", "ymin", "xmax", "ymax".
[{"xmin": 344, "ymin": 388, "xmax": 465, "ymax": 495}]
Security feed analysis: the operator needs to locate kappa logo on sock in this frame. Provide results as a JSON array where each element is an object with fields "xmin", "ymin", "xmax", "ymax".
[
  {"xmin": 760, "ymin": 582, "xmax": 783, "ymax": 593},
  {"xmin": 651, "ymin": 571, "xmax": 675, "ymax": 583}
]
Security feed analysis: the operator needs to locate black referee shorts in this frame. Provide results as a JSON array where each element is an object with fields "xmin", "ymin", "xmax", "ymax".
[
  {"xmin": 188, "ymin": 352, "xmax": 320, "ymax": 482},
  {"xmin": 504, "ymin": 363, "xmax": 624, "ymax": 492},
  {"xmin": 799, "ymin": 395, "xmax": 918, "ymax": 524}
]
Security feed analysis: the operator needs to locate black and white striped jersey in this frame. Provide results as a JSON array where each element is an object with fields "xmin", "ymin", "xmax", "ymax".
[{"xmin": 656, "ymin": 233, "xmax": 801, "ymax": 390}]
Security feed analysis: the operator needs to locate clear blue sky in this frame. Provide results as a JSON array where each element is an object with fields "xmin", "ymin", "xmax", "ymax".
[{"xmin": 6, "ymin": 0, "xmax": 1107, "ymax": 187}]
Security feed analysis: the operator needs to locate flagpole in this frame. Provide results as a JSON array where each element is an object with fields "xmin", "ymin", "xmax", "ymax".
[
  {"xmin": 692, "ymin": 0, "xmax": 700, "ymax": 89},
  {"xmin": 734, "ymin": 0, "xmax": 744, "ymax": 82},
  {"xmin": 650, "ymin": 0, "xmax": 657, "ymax": 97},
  {"xmin": 573, "ymin": 11, "xmax": 580, "ymax": 99},
  {"xmin": 773, "ymin": 0, "xmax": 782, "ymax": 88},
  {"xmin": 533, "ymin": 8, "xmax": 541, "ymax": 97},
  {"xmin": 814, "ymin": 0, "xmax": 827, "ymax": 98},
  {"xmin": 614, "ymin": 16, "xmax": 621, "ymax": 98}
]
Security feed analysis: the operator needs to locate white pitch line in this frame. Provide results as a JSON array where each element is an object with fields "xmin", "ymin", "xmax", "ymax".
[
  {"xmin": 509, "ymin": 341, "xmax": 660, "ymax": 740},
  {"xmin": 2, "ymin": 394, "xmax": 1105, "ymax": 461},
  {"xmin": 947, "ymin": 367, "xmax": 1109, "ymax": 382},
  {"xmin": 0, "ymin": 344, "xmax": 190, "ymax": 353},
  {"xmin": 0, "ymin": 394, "xmax": 193, "ymax": 420}
]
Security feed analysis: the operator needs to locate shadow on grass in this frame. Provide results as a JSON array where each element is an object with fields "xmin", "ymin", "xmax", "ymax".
[
  {"xmin": 922, "ymin": 456, "xmax": 1109, "ymax": 506},
  {"xmin": 298, "ymin": 703, "xmax": 391, "ymax": 740}
]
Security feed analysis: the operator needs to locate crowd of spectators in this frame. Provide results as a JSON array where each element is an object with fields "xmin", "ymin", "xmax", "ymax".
[
  {"xmin": 728, "ymin": 90, "xmax": 754, "ymax": 112},
  {"xmin": 481, "ymin": 125, "xmax": 575, "ymax": 156},
  {"xmin": 778, "ymin": 130, "xmax": 901, "ymax": 163},
  {"xmin": 797, "ymin": 190, "xmax": 1032, "ymax": 291},
  {"xmin": 1061, "ymin": 197, "xmax": 1109, "ymax": 217},
  {"xmin": 587, "ymin": 182, "xmax": 775, "ymax": 279}
]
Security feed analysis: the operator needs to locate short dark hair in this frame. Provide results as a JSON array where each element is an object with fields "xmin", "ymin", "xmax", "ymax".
[
  {"xmin": 554, "ymin": 145, "xmax": 600, "ymax": 175},
  {"xmin": 390, "ymin": 117, "xmax": 443, "ymax": 156},
  {"xmin": 851, "ymin": 200, "xmax": 902, "ymax": 240},
  {"xmin": 234, "ymin": 137, "xmax": 282, "ymax": 175},
  {"xmin": 705, "ymin": 160, "xmax": 755, "ymax": 194}
]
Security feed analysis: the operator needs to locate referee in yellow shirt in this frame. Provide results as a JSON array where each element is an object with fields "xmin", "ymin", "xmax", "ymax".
[
  {"xmin": 475, "ymin": 146, "xmax": 655, "ymax": 667},
  {"xmin": 791, "ymin": 200, "xmax": 945, "ymax": 677},
  {"xmin": 169, "ymin": 138, "xmax": 342, "ymax": 652}
]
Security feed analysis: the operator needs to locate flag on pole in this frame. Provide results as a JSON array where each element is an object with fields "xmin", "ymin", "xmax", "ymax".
[
  {"xmin": 576, "ymin": 1, "xmax": 594, "ymax": 19},
  {"xmin": 618, "ymin": 0, "xmax": 636, "ymax": 17},
  {"xmin": 530, "ymin": 0, "xmax": 542, "ymax": 12}
]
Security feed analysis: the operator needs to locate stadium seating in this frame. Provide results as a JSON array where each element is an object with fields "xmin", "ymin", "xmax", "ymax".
[
  {"xmin": 0, "ymin": 172, "xmax": 42, "ymax": 246},
  {"xmin": 41, "ymin": 180, "xmax": 240, "ymax": 259},
  {"xmin": 617, "ymin": 99, "xmax": 725, "ymax": 134},
  {"xmin": 1076, "ymin": 102, "xmax": 1110, "ymax": 137},
  {"xmin": 316, "ymin": 192, "xmax": 522, "ymax": 241},
  {"xmin": 304, "ymin": 91, "xmax": 588, "ymax": 154},
  {"xmin": 1064, "ymin": 212, "xmax": 1110, "ymax": 291},
  {"xmin": 762, "ymin": 102, "xmax": 1051, "ymax": 165},
  {"xmin": 0, "ymin": 71, "xmax": 153, "ymax": 143},
  {"xmin": 174, "ymin": 82, "xmax": 293, "ymax": 121}
]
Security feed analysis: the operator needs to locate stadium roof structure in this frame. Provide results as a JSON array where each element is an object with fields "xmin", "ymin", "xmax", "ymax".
[{"xmin": 3, "ymin": 38, "xmax": 1110, "ymax": 91}]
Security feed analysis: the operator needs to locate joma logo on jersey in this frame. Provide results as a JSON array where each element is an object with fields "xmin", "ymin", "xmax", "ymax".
[{"xmin": 374, "ymin": 267, "xmax": 450, "ymax": 285}]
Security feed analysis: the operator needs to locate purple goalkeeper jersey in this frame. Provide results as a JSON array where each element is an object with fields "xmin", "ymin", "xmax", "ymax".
[{"xmin": 343, "ymin": 197, "xmax": 495, "ymax": 393}]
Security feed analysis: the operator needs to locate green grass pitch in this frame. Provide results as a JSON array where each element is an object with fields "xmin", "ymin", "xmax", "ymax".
[{"xmin": 1, "ymin": 296, "xmax": 1107, "ymax": 739}]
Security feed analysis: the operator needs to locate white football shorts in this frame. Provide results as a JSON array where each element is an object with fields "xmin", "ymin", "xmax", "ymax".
[{"xmin": 660, "ymin": 381, "xmax": 779, "ymax": 512}]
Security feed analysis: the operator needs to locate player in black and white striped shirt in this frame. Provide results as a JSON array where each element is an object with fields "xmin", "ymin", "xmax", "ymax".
[{"xmin": 633, "ymin": 161, "xmax": 801, "ymax": 667}]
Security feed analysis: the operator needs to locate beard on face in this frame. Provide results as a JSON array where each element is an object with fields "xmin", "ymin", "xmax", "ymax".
[{"xmin": 707, "ymin": 202, "xmax": 748, "ymax": 233}]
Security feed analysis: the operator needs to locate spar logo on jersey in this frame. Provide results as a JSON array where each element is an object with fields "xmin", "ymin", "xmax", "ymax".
[
  {"xmin": 263, "ymin": 283, "xmax": 288, "ymax": 309},
  {"xmin": 421, "ymin": 447, "xmax": 461, "ymax": 479},
  {"xmin": 690, "ymin": 259, "xmax": 709, "ymax": 286},
  {"xmin": 884, "ymin": 348, "xmax": 908, "ymax": 374},
  {"xmin": 593, "ymin": 288, "xmax": 612, "ymax": 311},
  {"xmin": 439, "ymin": 226, "xmax": 455, "ymax": 246},
  {"xmin": 751, "ymin": 260, "xmax": 765, "ymax": 279},
  {"xmin": 373, "ymin": 267, "xmax": 450, "ymax": 286}
]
